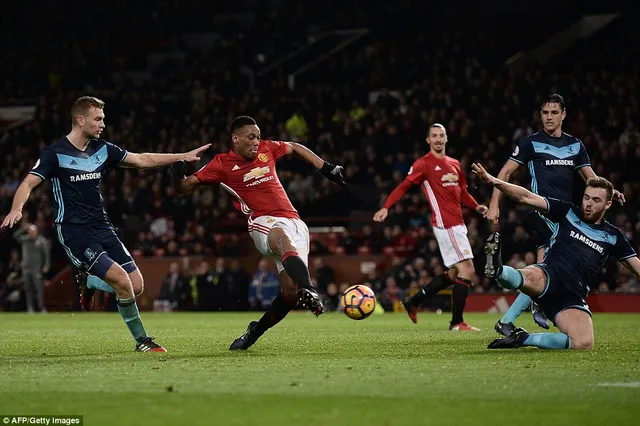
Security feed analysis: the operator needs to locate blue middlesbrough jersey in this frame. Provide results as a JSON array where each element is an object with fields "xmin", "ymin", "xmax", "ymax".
[
  {"xmin": 29, "ymin": 137, "xmax": 128, "ymax": 226},
  {"xmin": 29, "ymin": 137, "xmax": 135, "ymax": 278},
  {"xmin": 510, "ymin": 131, "xmax": 590, "ymax": 201},
  {"xmin": 542, "ymin": 198, "xmax": 636, "ymax": 293}
]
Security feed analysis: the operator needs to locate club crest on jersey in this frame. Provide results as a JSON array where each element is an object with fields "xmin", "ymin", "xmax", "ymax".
[
  {"xmin": 243, "ymin": 166, "xmax": 270, "ymax": 182},
  {"xmin": 441, "ymin": 172, "xmax": 459, "ymax": 187},
  {"xmin": 84, "ymin": 248, "xmax": 96, "ymax": 261},
  {"xmin": 258, "ymin": 153, "xmax": 268, "ymax": 162}
]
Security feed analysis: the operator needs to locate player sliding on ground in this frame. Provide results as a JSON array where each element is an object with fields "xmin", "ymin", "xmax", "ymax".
[
  {"xmin": 486, "ymin": 94, "xmax": 625, "ymax": 337},
  {"xmin": 374, "ymin": 123, "xmax": 487, "ymax": 331},
  {"xmin": 473, "ymin": 162, "xmax": 640, "ymax": 350},
  {"xmin": 1, "ymin": 96, "xmax": 210, "ymax": 352},
  {"xmin": 169, "ymin": 115, "xmax": 346, "ymax": 350}
]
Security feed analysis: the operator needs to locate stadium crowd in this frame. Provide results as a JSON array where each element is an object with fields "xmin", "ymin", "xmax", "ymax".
[{"xmin": 1, "ymin": 2, "xmax": 639, "ymax": 312}]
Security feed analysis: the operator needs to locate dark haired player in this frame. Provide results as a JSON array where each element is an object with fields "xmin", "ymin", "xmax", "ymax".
[
  {"xmin": 169, "ymin": 115, "xmax": 346, "ymax": 350},
  {"xmin": 475, "ymin": 163, "xmax": 639, "ymax": 350},
  {"xmin": 485, "ymin": 94, "xmax": 624, "ymax": 336},
  {"xmin": 374, "ymin": 123, "xmax": 487, "ymax": 331},
  {"xmin": 1, "ymin": 96, "xmax": 210, "ymax": 352}
]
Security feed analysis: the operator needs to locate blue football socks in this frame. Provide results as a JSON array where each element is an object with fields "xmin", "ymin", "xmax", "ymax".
[
  {"xmin": 116, "ymin": 297, "xmax": 148, "ymax": 343},
  {"xmin": 501, "ymin": 292, "xmax": 532, "ymax": 324},
  {"xmin": 87, "ymin": 275, "xmax": 115, "ymax": 294},
  {"xmin": 496, "ymin": 266, "xmax": 524, "ymax": 290},
  {"xmin": 524, "ymin": 333, "xmax": 571, "ymax": 349}
]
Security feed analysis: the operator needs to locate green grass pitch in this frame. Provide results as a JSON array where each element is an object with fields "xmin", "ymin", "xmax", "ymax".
[{"xmin": 1, "ymin": 312, "xmax": 639, "ymax": 425}]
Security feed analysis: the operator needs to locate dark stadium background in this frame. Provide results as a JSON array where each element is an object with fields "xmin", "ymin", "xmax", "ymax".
[{"xmin": 1, "ymin": 0, "xmax": 638, "ymax": 312}]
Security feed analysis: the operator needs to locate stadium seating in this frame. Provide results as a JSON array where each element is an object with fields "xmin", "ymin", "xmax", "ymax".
[{"xmin": 0, "ymin": 2, "xmax": 638, "ymax": 305}]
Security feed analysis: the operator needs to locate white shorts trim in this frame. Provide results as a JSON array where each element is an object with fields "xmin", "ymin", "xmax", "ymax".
[
  {"xmin": 432, "ymin": 224, "xmax": 473, "ymax": 268},
  {"xmin": 248, "ymin": 216, "xmax": 310, "ymax": 273}
]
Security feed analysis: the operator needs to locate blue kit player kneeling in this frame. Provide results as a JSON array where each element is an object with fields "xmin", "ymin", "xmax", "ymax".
[
  {"xmin": 1, "ymin": 96, "xmax": 209, "ymax": 352},
  {"xmin": 472, "ymin": 163, "xmax": 640, "ymax": 350}
]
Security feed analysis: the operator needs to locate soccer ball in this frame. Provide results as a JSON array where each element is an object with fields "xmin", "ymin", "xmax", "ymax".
[{"xmin": 341, "ymin": 285, "xmax": 376, "ymax": 320}]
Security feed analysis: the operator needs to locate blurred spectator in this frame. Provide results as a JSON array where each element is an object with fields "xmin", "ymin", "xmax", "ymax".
[
  {"xmin": 209, "ymin": 258, "xmax": 229, "ymax": 311},
  {"xmin": 155, "ymin": 262, "xmax": 186, "ymax": 311},
  {"xmin": 312, "ymin": 258, "xmax": 335, "ymax": 294},
  {"xmin": 13, "ymin": 224, "xmax": 49, "ymax": 313},
  {"xmin": 249, "ymin": 258, "xmax": 280, "ymax": 310},
  {"xmin": 226, "ymin": 259, "xmax": 251, "ymax": 311},
  {"xmin": 322, "ymin": 282, "xmax": 342, "ymax": 312},
  {"xmin": 190, "ymin": 260, "xmax": 211, "ymax": 310},
  {"xmin": 380, "ymin": 276, "xmax": 404, "ymax": 312},
  {"xmin": 0, "ymin": 272, "xmax": 23, "ymax": 311}
]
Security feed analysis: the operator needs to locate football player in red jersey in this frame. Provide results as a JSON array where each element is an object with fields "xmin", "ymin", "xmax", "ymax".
[
  {"xmin": 374, "ymin": 124, "xmax": 487, "ymax": 331},
  {"xmin": 170, "ymin": 116, "xmax": 346, "ymax": 350}
]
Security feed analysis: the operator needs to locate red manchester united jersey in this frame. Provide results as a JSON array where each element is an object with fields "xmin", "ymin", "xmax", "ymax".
[
  {"xmin": 194, "ymin": 139, "xmax": 300, "ymax": 220},
  {"xmin": 405, "ymin": 153, "xmax": 477, "ymax": 228}
]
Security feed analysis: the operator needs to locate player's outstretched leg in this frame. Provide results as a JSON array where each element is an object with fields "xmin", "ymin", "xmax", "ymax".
[
  {"xmin": 486, "ymin": 263, "xmax": 579, "ymax": 350},
  {"xmin": 496, "ymin": 292, "xmax": 530, "ymax": 336},
  {"xmin": 485, "ymin": 231, "xmax": 522, "ymax": 336},
  {"xmin": 484, "ymin": 232, "xmax": 503, "ymax": 279},
  {"xmin": 488, "ymin": 327, "xmax": 571, "ymax": 349},
  {"xmin": 530, "ymin": 247, "xmax": 550, "ymax": 329},
  {"xmin": 102, "ymin": 263, "xmax": 166, "ymax": 352},
  {"xmin": 402, "ymin": 273, "xmax": 454, "ymax": 323},
  {"xmin": 267, "ymin": 227, "xmax": 324, "ymax": 316},
  {"xmin": 229, "ymin": 290, "xmax": 298, "ymax": 351},
  {"xmin": 282, "ymin": 253, "xmax": 324, "ymax": 316},
  {"xmin": 498, "ymin": 308, "xmax": 593, "ymax": 350},
  {"xmin": 488, "ymin": 234, "xmax": 550, "ymax": 335}
]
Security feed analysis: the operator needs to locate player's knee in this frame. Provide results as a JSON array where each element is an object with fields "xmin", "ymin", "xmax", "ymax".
[
  {"xmin": 127, "ymin": 269, "xmax": 144, "ymax": 296},
  {"xmin": 568, "ymin": 332, "xmax": 593, "ymax": 350},
  {"xmin": 106, "ymin": 267, "xmax": 132, "ymax": 292},
  {"xmin": 454, "ymin": 261, "xmax": 475, "ymax": 280},
  {"xmin": 570, "ymin": 338, "xmax": 593, "ymax": 350},
  {"xmin": 132, "ymin": 276, "xmax": 144, "ymax": 296},
  {"xmin": 461, "ymin": 265, "xmax": 475, "ymax": 280}
]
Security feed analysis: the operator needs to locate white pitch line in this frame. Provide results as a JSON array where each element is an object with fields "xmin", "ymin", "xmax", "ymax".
[{"xmin": 597, "ymin": 382, "xmax": 640, "ymax": 388}]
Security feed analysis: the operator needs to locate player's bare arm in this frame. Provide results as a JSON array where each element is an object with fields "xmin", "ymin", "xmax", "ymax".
[
  {"xmin": 1, "ymin": 174, "xmax": 44, "ymax": 228},
  {"xmin": 472, "ymin": 163, "xmax": 548, "ymax": 215},
  {"xmin": 373, "ymin": 178, "xmax": 415, "ymax": 222},
  {"xmin": 121, "ymin": 143, "xmax": 211, "ymax": 169},
  {"xmin": 487, "ymin": 159, "xmax": 520, "ymax": 224},
  {"xmin": 284, "ymin": 142, "xmax": 346, "ymax": 186},
  {"xmin": 578, "ymin": 165, "xmax": 625, "ymax": 205},
  {"xmin": 621, "ymin": 257, "xmax": 640, "ymax": 279}
]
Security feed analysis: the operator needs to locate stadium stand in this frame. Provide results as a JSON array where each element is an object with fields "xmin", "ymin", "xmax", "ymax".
[{"xmin": 0, "ymin": 1, "xmax": 638, "ymax": 312}]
